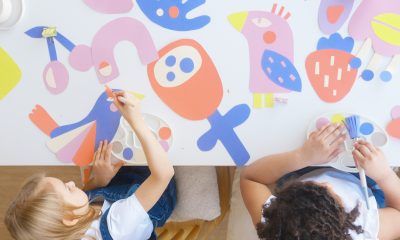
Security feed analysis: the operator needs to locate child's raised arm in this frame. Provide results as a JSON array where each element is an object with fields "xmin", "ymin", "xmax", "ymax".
[
  {"xmin": 353, "ymin": 140, "xmax": 400, "ymax": 239},
  {"xmin": 113, "ymin": 91, "xmax": 174, "ymax": 211},
  {"xmin": 240, "ymin": 123, "xmax": 345, "ymax": 224}
]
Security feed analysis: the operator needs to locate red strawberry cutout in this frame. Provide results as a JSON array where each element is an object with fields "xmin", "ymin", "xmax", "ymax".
[{"xmin": 306, "ymin": 33, "xmax": 361, "ymax": 103}]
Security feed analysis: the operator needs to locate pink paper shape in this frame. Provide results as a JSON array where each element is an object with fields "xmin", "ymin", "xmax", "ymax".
[
  {"xmin": 90, "ymin": 17, "xmax": 158, "ymax": 84},
  {"xmin": 43, "ymin": 61, "xmax": 69, "ymax": 95},
  {"xmin": 348, "ymin": 0, "xmax": 400, "ymax": 56},
  {"xmin": 391, "ymin": 105, "xmax": 400, "ymax": 119},
  {"xmin": 83, "ymin": 0, "xmax": 133, "ymax": 14},
  {"xmin": 55, "ymin": 122, "xmax": 94, "ymax": 163},
  {"xmin": 69, "ymin": 45, "xmax": 93, "ymax": 71}
]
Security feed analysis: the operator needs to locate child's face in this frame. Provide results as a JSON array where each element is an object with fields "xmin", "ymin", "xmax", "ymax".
[{"xmin": 41, "ymin": 177, "xmax": 89, "ymax": 216}]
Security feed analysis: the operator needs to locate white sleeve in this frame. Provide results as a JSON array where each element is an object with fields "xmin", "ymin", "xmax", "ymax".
[{"xmin": 106, "ymin": 194, "xmax": 154, "ymax": 240}]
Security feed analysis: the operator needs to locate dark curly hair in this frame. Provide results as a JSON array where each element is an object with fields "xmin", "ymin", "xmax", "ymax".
[{"xmin": 257, "ymin": 181, "xmax": 363, "ymax": 240}]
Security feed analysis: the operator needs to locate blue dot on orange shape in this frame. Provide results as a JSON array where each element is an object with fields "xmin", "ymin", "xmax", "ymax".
[
  {"xmin": 360, "ymin": 122, "xmax": 374, "ymax": 135},
  {"xmin": 167, "ymin": 72, "xmax": 175, "ymax": 81},
  {"xmin": 123, "ymin": 148, "xmax": 134, "ymax": 160},
  {"xmin": 361, "ymin": 70, "xmax": 374, "ymax": 81},
  {"xmin": 168, "ymin": 6, "xmax": 179, "ymax": 18},
  {"xmin": 165, "ymin": 55, "xmax": 176, "ymax": 67},
  {"xmin": 180, "ymin": 58, "xmax": 194, "ymax": 73}
]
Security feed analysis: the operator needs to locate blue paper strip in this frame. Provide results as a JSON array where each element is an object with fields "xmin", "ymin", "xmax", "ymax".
[
  {"xmin": 25, "ymin": 26, "xmax": 46, "ymax": 38},
  {"xmin": 47, "ymin": 37, "xmax": 58, "ymax": 61},
  {"xmin": 54, "ymin": 32, "xmax": 76, "ymax": 52},
  {"xmin": 197, "ymin": 104, "xmax": 250, "ymax": 166}
]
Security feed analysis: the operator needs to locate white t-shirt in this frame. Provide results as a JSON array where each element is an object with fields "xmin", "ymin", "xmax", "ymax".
[
  {"xmin": 263, "ymin": 168, "xmax": 380, "ymax": 240},
  {"xmin": 83, "ymin": 194, "xmax": 153, "ymax": 240}
]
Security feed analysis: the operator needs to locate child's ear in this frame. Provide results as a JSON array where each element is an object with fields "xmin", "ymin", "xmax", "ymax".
[{"xmin": 62, "ymin": 218, "xmax": 79, "ymax": 226}]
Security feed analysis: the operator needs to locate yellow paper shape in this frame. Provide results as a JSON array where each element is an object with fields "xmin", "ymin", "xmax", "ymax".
[
  {"xmin": 253, "ymin": 93, "xmax": 262, "ymax": 108},
  {"xmin": 371, "ymin": 13, "xmax": 400, "ymax": 46},
  {"xmin": 331, "ymin": 114, "xmax": 345, "ymax": 124},
  {"xmin": 42, "ymin": 27, "xmax": 57, "ymax": 37},
  {"xmin": 0, "ymin": 48, "xmax": 21, "ymax": 100},
  {"xmin": 264, "ymin": 93, "xmax": 274, "ymax": 108}
]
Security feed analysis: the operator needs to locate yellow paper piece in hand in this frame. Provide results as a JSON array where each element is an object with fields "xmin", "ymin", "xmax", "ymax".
[
  {"xmin": 128, "ymin": 91, "xmax": 145, "ymax": 100},
  {"xmin": 42, "ymin": 27, "xmax": 57, "ymax": 37},
  {"xmin": 0, "ymin": 48, "xmax": 21, "ymax": 100},
  {"xmin": 331, "ymin": 114, "xmax": 345, "ymax": 124},
  {"xmin": 253, "ymin": 93, "xmax": 262, "ymax": 108}
]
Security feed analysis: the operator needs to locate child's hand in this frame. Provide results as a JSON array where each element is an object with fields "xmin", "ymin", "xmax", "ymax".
[
  {"xmin": 353, "ymin": 140, "xmax": 392, "ymax": 183},
  {"xmin": 112, "ymin": 91, "xmax": 142, "ymax": 124},
  {"xmin": 300, "ymin": 123, "xmax": 346, "ymax": 165},
  {"xmin": 89, "ymin": 140, "xmax": 125, "ymax": 188}
]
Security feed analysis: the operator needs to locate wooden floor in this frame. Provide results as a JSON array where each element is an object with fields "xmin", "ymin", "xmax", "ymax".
[{"xmin": 0, "ymin": 167, "xmax": 228, "ymax": 240}]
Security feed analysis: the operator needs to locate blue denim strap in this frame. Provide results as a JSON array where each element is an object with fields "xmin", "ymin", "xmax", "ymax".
[{"xmin": 99, "ymin": 209, "xmax": 113, "ymax": 240}]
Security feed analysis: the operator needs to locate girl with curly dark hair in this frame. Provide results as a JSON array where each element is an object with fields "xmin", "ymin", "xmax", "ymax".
[{"xmin": 241, "ymin": 123, "xmax": 400, "ymax": 239}]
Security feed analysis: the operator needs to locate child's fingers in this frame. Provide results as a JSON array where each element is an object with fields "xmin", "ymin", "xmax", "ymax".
[
  {"xmin": 352, "ymin": 149, "xmax": 365, "ymax": 162},
  {"xmin": 325, "ymin": 125, "xmax": 345, "ymax": 143},
  {"xmin": 358, "ymin": 141, "xmax": 377, "ymax": 154},
  {"xmin": 330, "ymin": 135, "xmax": 346, "ymax": 149},
  {"xmin": 105, "ymin": 143, "xmax": 112, "ymax": 163},
  {"xmin": 317, "ymin": 123, "xmax": 332, "ymax": 137},
  {"xmin": 355, "ymin": 144, "xmax": 372, "ymax": 158},
  {"xmin": 113, "ymin": 160, "xmax": 125, "ymax": 174},
  {"xmin": 100, "ymin": 140, "xmax": 108, "ymax": 160}
]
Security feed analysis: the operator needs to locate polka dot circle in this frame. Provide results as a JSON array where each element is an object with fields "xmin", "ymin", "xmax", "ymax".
[
  {"xmin": 166, "ymin": 72, "xmax": 175, "ymax": 81},
  {"xmin": 168, "ymin": 6, "xmax": 179, "ymax": 18},
  {"xmin": 165, "ymin": 55, "xmax": 176, "ymax": 67},
  {"xmin": 123, "ymin": 148, "xmax": 134, "ymax": 160},
  {"xmin": 180, "ymin": 58, "xmax": 194, "ymax": 73},
  {"xmin": 159, "ymin": 127, "xmax": 172, "ymax": 140},
  {"xmin": 159, "ymin": 140, "xmax": 169, "ymax": 151},
  {"xmin": 371, "ymin": 132, "xmax": 388, "ymax": 147},
  {"xmin": 361, "ymin": 69, "xmax": 374, "ymax": 81},
  {"xmin": 380, "ymin": 71, "xmax": 392, "ymax": 82},
  {"xmin": 156, "ymin": 8, "xmax": 164, "ymax": 16},
  {"xmin": 316, "ymin": 117, "xmax": 330, "ymax": 129},
  {"xmin": 349, "ymin": 57, "xmax": 361, "ymax": 69},
  {"xmin": 263, "ymin": 31, "xmax": 276, "ymax": 44},
  {"xmin": 359, "ymin": 122, "xmax": 374, "ymax": 135},
  {"xmin": 391, "ymin": 105, "xmax": 400, "ymax": 119},
  {"xmin": 331, "ymin": 114, "xmax": 345, "ymax": 124}
]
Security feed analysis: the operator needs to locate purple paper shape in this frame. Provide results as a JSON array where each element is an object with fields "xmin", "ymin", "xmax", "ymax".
[{"xmin": 318, "ymin": 0, "xmax": 354, "ymax": 35}]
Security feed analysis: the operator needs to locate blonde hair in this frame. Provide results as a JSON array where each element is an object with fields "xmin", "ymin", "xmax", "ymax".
[{"xmin": 4, "ymin": 174, "xmax": 101, "ymax": 240}]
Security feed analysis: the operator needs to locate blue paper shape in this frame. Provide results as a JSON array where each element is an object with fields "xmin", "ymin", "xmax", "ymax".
[
  {"xmin": 360, "ymin": 122, "xmax": 374, "ymax": 135},
  {"xmin": 197, "ymin": 104, "xmax": 251, "ymax": 166},
  {"xmin": 47, "ymin": 38, "xmax": 57, "ymax": 61},
  {"xmin": 136, "ymin": 0, "xmax": 210, "ymax": 31},
  {"xmin": 261, "ymin": 50, "xmax": 302, "ymax": 92},
  {"xmin": 25, "ymin": 26, "xmax": 46, "ymax": 38},
  {"xmin": 54, "ymin": 32, "xmax": 76, "ymax": 52},
  {"xmin": 317, "ymin": 33, "xmax": 354, "ymax": 53},
  {"xmin": 50, "ymin": 91, "xmax": 122, "ymax": 149}
]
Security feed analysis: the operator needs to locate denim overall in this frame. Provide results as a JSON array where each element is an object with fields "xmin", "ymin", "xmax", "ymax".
[{"xmin": 85, "ymin": 167, "xmax": 177, "ymax": 240}]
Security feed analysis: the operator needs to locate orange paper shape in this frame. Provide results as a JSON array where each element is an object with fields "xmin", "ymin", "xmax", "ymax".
[
  {"xmin": 306, "ymin": 50, "xmax": 358, "ymax": 103},
  {"xmin": 29, "ymin": 104, "xmax": 59, "ymax": 136},
  {"xmin": 147, "ymin": 39, "xmax": 223, "ymax": 120},
  {"xmin": 73, "ymin": 122, "xmax": 97, "ymax": 166},
  {"xmin": 387, "ymin": 118, "xmax": 400, "ymax": 139}
]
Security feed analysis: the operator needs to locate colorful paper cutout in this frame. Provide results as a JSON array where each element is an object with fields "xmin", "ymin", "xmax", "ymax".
[
  {"xmin": 348, "ymin": 0, "xmax": 400, "ymax": 81},
  {"xmin": 147, "ymin": 39, "xmax": 250, "ymax": 166},
  {"xmin": 318, "ymin": 0, "xmax": 354, "ymax": 35},
  {"xmin": 136, "ymin": 0, "xmax": 210, "ymax": 31},
  {"xmin": 25, "ymin": 18, "xmax": 158, "ymax": 89},
  {"xmin": 0, "ymin": 48, "xmax": 21, "ymax": 100},
  {"xmin": 306, "ymin": 33, "xmax": 360, "ymax": 103},
  {"xmin": 309, "ymin": 113, "xmax": 388, "ymax": 173},
  {"xmin": 228, "ymin": 4, "xmax": 301, "ymax": 108},
  {"xmin": 83, "ymin": 0, "xmax": 133, "ymax": 14},
  {"xmin": 387, "ymin": 105, "xmax": 400, "ymax": 139}
]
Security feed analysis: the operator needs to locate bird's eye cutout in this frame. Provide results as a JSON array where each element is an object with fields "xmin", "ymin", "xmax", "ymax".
[
  {"xmin": 153, "ymin": 46, "xmax": 202, "ymax": 88},
  {"xmin": 251, "ymin": 17, "xmax": 272, "ymax": 28}
]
